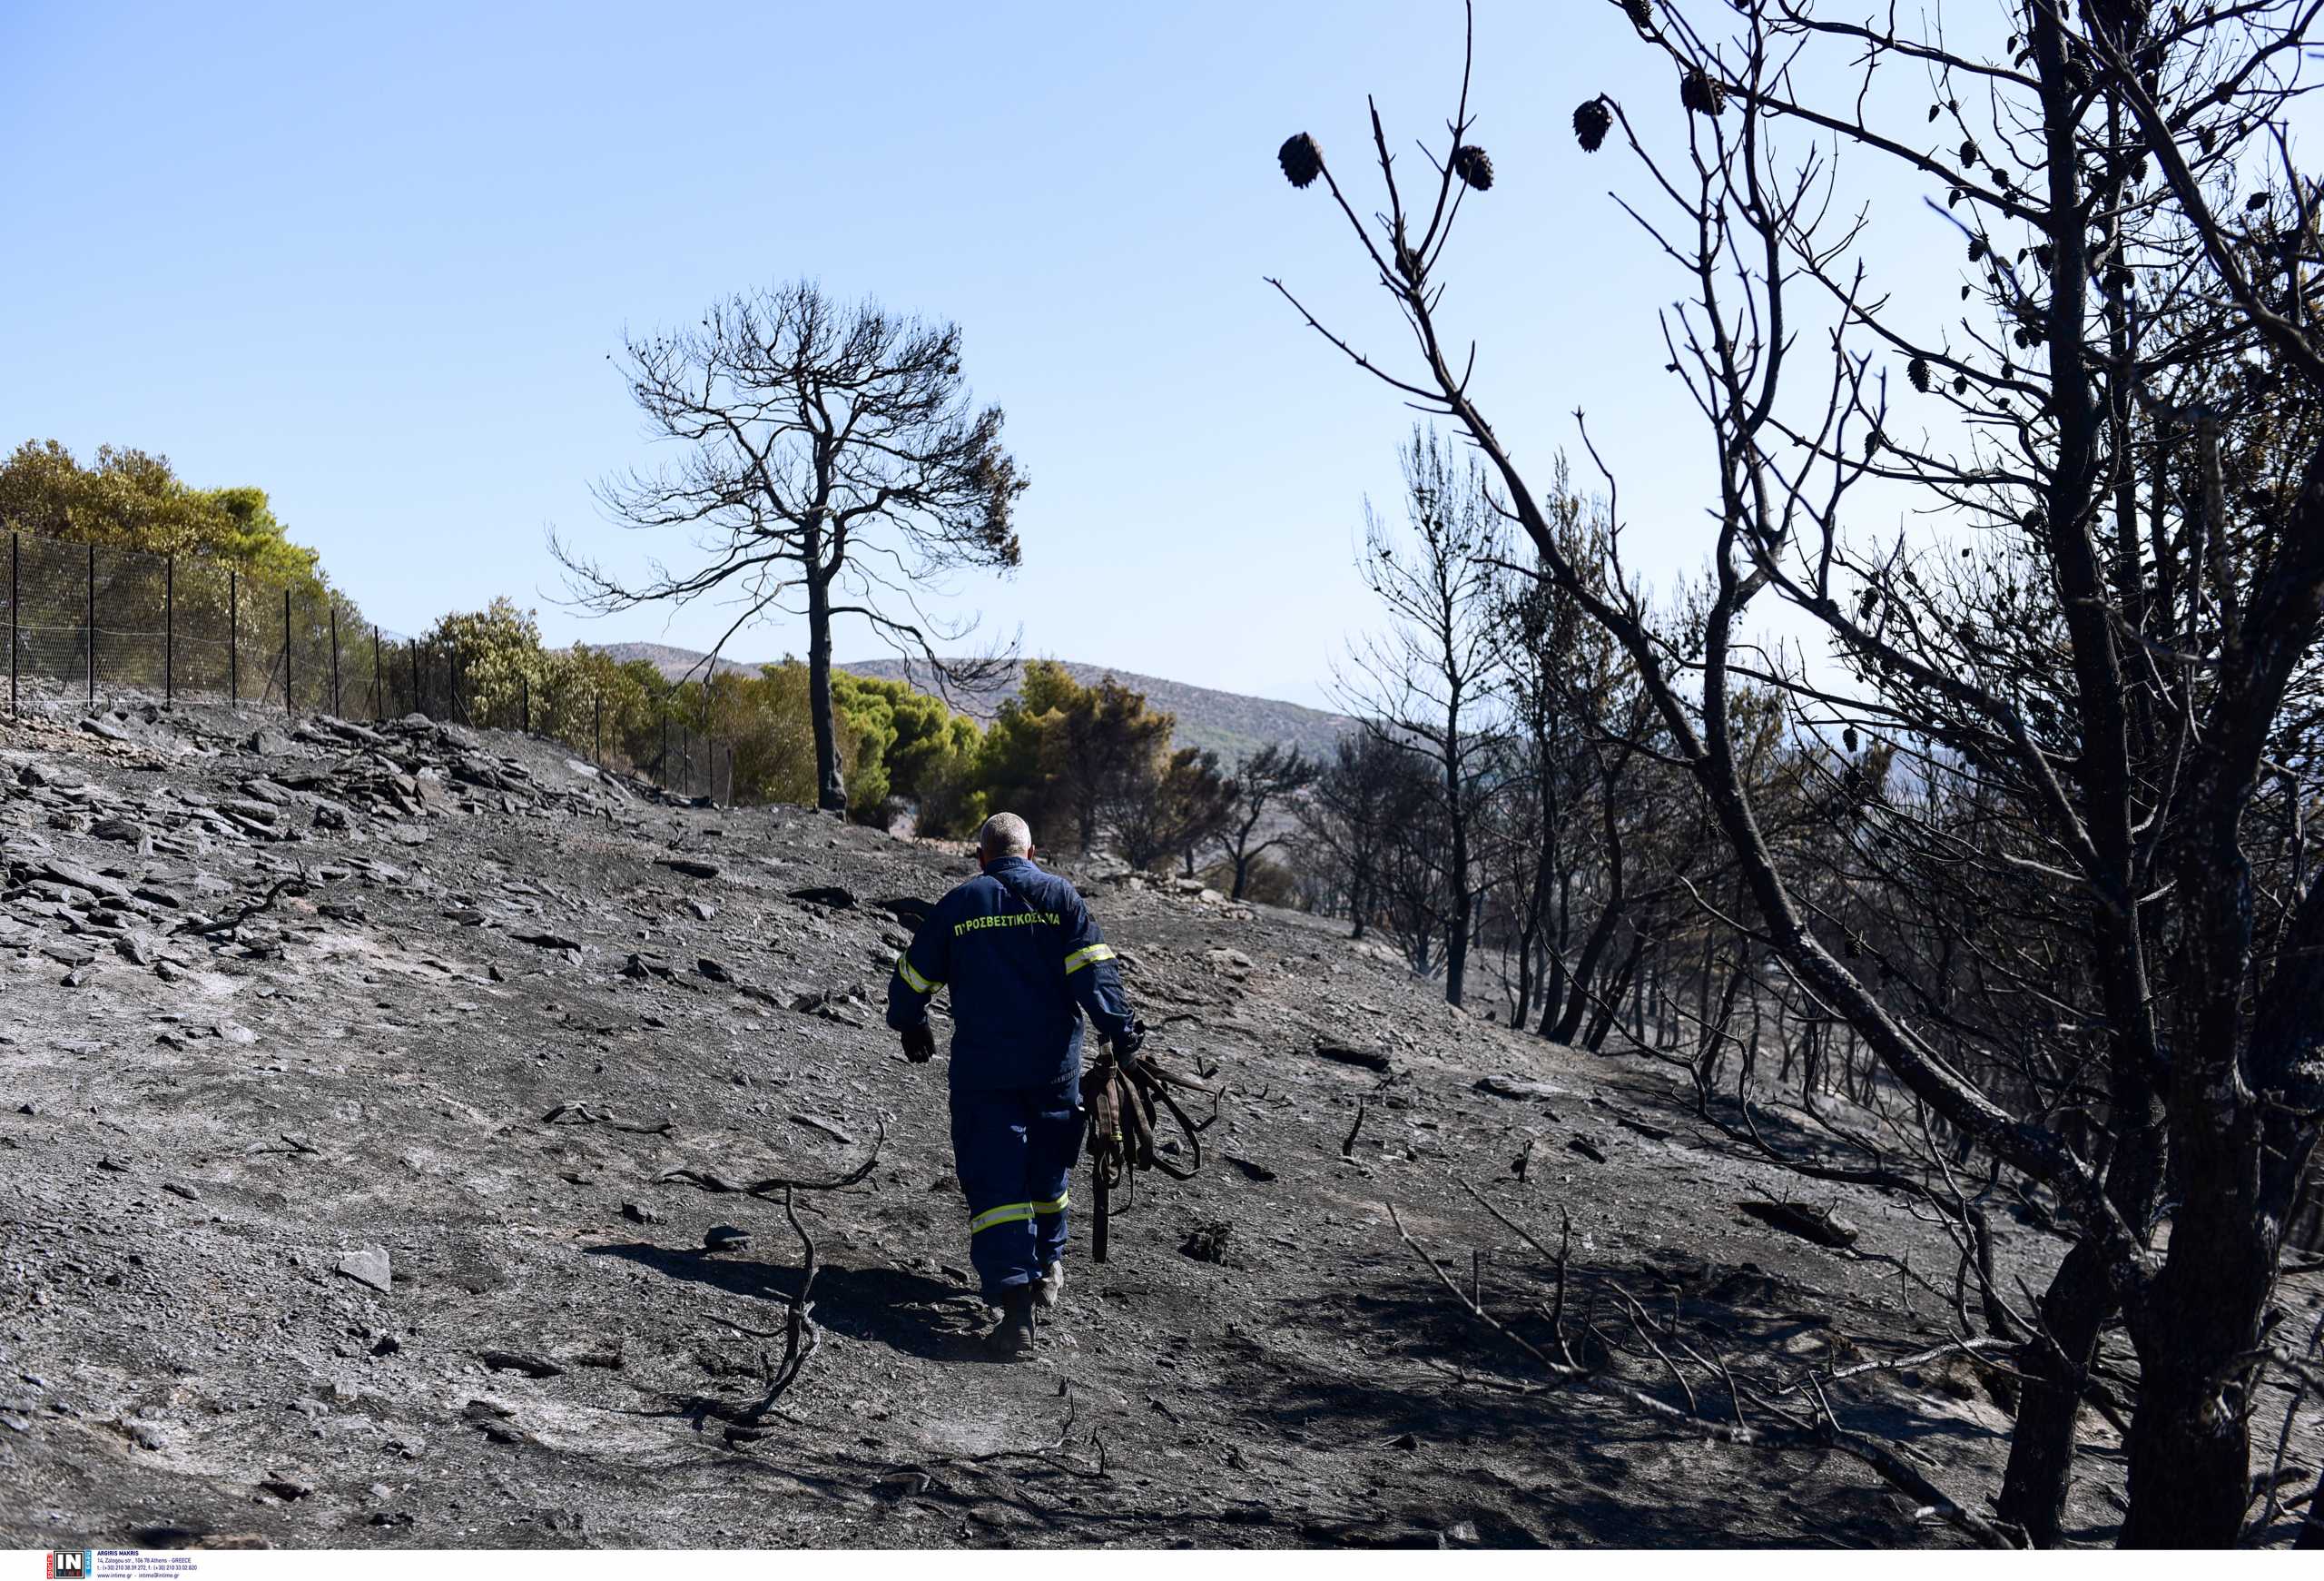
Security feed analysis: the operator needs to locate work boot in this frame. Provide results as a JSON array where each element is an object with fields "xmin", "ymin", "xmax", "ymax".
[
  {"xmin": 989, "ymin": 1287, "xmax": 1036, "ymax": 1359},
  {"xmin": 1032, "ymin": 1260, "xmax": 1066, "ymax": 1310}
]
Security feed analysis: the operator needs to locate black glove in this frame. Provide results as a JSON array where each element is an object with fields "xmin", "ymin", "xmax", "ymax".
[
  {"xmin": 901, "ymin": 1023, "xmax": 937, "ymax": 1063},
  {"xmin": 1113, "ymin": 1017, "xmax": 1148, "ymax": 1060}
]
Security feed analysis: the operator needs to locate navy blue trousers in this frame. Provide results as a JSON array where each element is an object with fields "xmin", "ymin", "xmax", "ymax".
[{"xmin": 950, "ymin": 1086, "xmax": 1086, "ymax": 1298}]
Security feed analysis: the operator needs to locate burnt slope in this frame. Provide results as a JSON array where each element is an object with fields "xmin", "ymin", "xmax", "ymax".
[{"xmin": 0, "ymin": 704, "xmax": 2282, "ymax": 1549}]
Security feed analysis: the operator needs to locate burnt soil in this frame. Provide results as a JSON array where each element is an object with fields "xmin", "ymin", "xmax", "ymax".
[{"xmin": 0, "ymin": 702, "xmax": 2313, "ymax": 1549}]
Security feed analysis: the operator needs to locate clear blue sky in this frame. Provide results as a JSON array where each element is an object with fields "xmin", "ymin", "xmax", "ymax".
[{"xmin": 2, "ymin": 1, "xmax": 2053, "ymax": 709}]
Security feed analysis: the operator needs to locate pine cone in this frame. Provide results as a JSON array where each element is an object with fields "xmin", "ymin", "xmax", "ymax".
[
  {"xmin": 1622, "ymin": 0, "xmax": 1653, "ymax": 29},
  {"xmin": 1953, "ymin": 375, "xmax": 1969, "ymax": 395},
  {"xmin": 1967, "ymin": 235, "xmax": 1986, "ymax": 263},
  {"xmin": 1679, "ymin": 70, "xmax": 1727, "ymax": 117},
  {"xmin": 1573, "ymin": 99, "xmax": 1612, "ymax": 153},
  {"xmin": 1906, "ymin": 356, "xmax": 1931, "ymax": 393},
  {"xmin": 1451, "ymin": 144, "xmax": 1494, "ymax": 191},
  {"xmin": 1278, "ymin": 133, "xmax": 1324, "ymax": 189}
]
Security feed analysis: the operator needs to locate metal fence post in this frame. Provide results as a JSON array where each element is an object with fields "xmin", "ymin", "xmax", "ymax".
[
  {"xmin": 520, "ymin": 671, "xmax": 529, "ymax": 735},
  {"xmin": 282, "ymin": 586, "xmax": 293, "ymax": 719},
  {"xmin": 593, "ymin": 693, "xmax": 602, "ymax": 766},
  {"xmin": 330, "ymin": 602, "xmax": 341, "ymax": 718},
  {"xmin": 9, "ymin": 532, "xmax": 17, "ymax": 717},
  {"xmin": 373, "ymin": 627, "xmax": 383, "ymax": 718},
  {"xmin": 229, "ymin": 570, "xmax": 239, "ymax": 707},
  {"xmin": 661, "ymin": 697, "xmax": 671, "ymax": 789},
  {"xmin": 450, "ymin": 639, "xmax": 461, "ymax": 724},
  {"xmin": 85, "ymin": 542, "xmax": 95, "ymax": 706},
  {"xmin": 410, "ymin": 638, "xmax": 421, "ymax": 716},
  {"xmin": 164, "ymin": 554, "xmax": 174, "ymax": 708}
]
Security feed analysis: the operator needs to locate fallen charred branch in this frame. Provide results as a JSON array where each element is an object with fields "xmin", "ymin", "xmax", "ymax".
[
  {"xmin": 1388, "ymin": 1190, "xmax": 2022, "ymax": 1549},
  {"xmin": 543, "ymin": 1102, "xmax": 675, "ymax": 1136},
  {"xmin": 655, "ymin": 1118, "xmax": 887, "ymax": 1199},
  {"xmin": 174, "ymin": 872, "xmax": 313, "ymax": 938}
]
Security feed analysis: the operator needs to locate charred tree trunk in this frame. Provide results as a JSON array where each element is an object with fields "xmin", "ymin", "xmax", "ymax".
[
  {"xmin": 2122, "ymin": 1190, "xmax": 2272, "ymax": 1546},
  {"xmin": 805, "ymin": 560, "xmax": 846, "ymax": 816},
  {"xmin": 1997, "ymin": 1240, "xmax": 2113, "ymax": 1546}
]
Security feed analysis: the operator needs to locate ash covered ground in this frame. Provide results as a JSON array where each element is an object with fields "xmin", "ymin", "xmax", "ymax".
[{"xmin": 0, "ymin": 702, "xmax": 2305, "ymax": 1548}]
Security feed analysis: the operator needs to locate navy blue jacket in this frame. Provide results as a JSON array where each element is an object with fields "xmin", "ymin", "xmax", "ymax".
[{"xmin": 885, "ymin": 855, "xmax": 1136, "ymax": 1093}]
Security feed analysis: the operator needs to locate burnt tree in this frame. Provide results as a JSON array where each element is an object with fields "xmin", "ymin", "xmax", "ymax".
[
  {"xmin": 1274, "ymin": 0, "xmax": 2324, "ymax": 1548},
  {"xmin": 1337, "ymin": 429, "xmax": 1506, "ymax": 1006},
  {"xmin": 557, "ymin": 281, "xmax": 1024, "ymax": 815}
]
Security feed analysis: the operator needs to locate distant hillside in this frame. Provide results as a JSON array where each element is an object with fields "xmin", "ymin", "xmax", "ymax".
[
  {"xmin": 586, "ymin": 641, "xmax": 764, "ymax": 682},
  {"xmin": 584, "ymin": 642, "xmax": 1352, "ymax": 763},
  {"xmin": 842, "ymin": 657, "xmax": 1353, "ymax": 763}
]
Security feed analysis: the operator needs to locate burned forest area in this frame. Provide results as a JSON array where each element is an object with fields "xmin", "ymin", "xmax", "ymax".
[{"xmin": 1, "ymin": 701, "xmax": 2302, "ymax": 1551}]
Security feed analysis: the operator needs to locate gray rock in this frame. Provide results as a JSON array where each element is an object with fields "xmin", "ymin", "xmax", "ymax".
[
  {"xmin": 1472, "ymin": 1075, "xmax": 1564, "ymax": 1102},
  {"xmin": 1313, "ymin": 1039, "xmax": 1392, "ymax": 1073},
  {"xmin": 512, "ymin": 931, "xmax": 582, "ymax": 952},
  {"xmin": 259, "ymin": 1468, "xmax": 316, "ymax": 1500},
  {"xmin": 335, "ymin": 1249, "xmax": 392, "ymax": 1293},
  {"xmin": 1739, "ymin": 1200, "xmax": 1862, "ymax": 1249},
  {"xmin": 38, "ymin": 858, "xmax": 132, "ymax": 900}
]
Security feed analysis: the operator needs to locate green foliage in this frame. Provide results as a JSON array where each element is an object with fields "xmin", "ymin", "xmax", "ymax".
[
  {"xmin": 325, "ymin": 591, "xmax": 1191, "ymax": 853},
  {"xmin": 0, "ymin": 440, "xmax": 326, "ymax": 584},
  {"xmin": 202, "ymin": 486, "xmax": 320, "ymax": 584},
  {"xmin": 0, "ymin": 442, "xmax": 352, "ymax": 689},
  {"xmin": 827, "ymin": 672, "xmax": 990, "ymax": 833},
  {"xmin": 712, "ymin": 662, "xmax": 862, "ymax": 809},
  {"xmin": 426, "ymin": 597, "xmax": 548, "ymax": 727},
  {"xmin": 968, "ymin": 659, "xmax": 1206, "ymax": 856}
]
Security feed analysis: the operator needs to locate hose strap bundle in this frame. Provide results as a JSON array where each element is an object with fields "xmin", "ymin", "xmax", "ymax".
[{"xmin": 1081, "ymin": 1044, "xmax": 1210, "ymax": 1261}]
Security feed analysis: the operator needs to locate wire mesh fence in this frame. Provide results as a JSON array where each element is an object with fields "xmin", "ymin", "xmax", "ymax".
[{"xmin": 1, "ymin": 528, "xmax": 746, "ymax": 804}]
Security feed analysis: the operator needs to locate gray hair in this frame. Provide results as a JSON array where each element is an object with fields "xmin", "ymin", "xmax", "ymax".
[{"xmin": 977, "ymin": 812, "xmax": 1033, "ymax": 861}]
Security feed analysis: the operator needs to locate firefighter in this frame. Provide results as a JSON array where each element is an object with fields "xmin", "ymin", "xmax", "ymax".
[{"xmin": 885, "ymin": 811, "xmax": 1143, "ymax": 1358}]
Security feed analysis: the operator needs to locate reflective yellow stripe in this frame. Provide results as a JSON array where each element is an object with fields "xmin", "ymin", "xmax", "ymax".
[
  {"xmin": 1030, "ymin": 1190, "xmax": 1068, "ymax": 1215},
  {"xmin": 1063, "ymin": 943, "xmax": 1116, "ymax": 975},
  {"xmin": 895, "ymin": 954, "xmax": 940, "ymax": 994},
  {"xmin": 970, "ymin": 1201, "xmax": 1037, "ymax": 1235}
]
